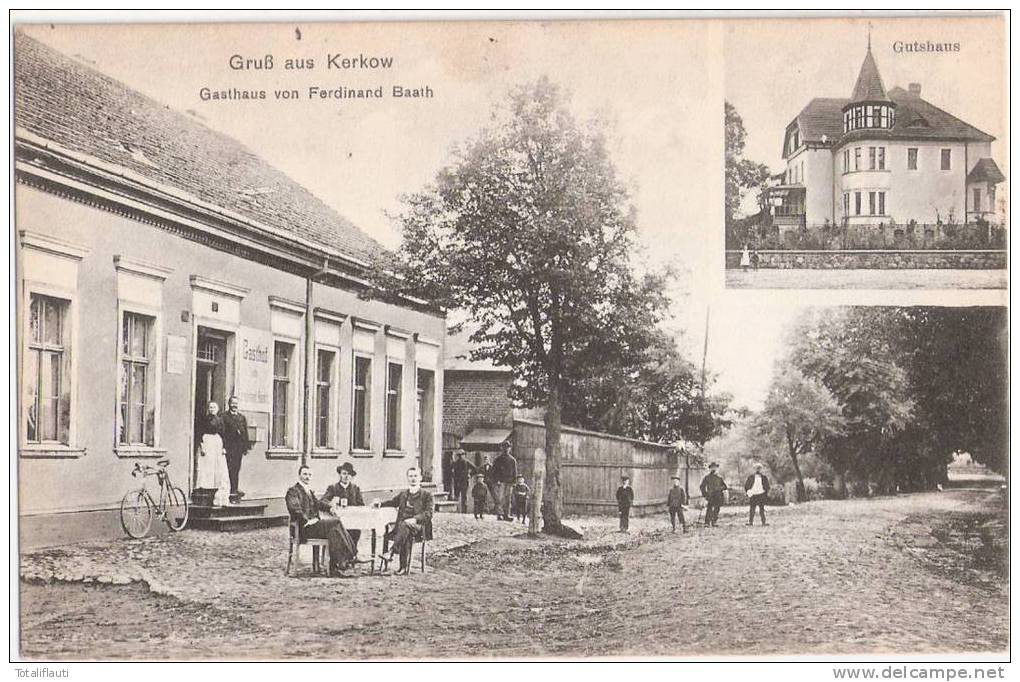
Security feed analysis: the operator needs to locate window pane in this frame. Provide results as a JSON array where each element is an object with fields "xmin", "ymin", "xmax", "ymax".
[
  {"xmin": 40, "ymin": 351, "xmax": 60, "ymax": 441},
  {"xmin": 878, "ymin": 148, "xmax": 885, "ymax": 170},
  {"xmin": 29, "ymin": 296, "xmax": 41, "ymax": 343},
  {"xmin": 25, "ymin": 350, "xmax": 38, "ymax": 441},
  {"xmin": 131, "ymin": 363, "xmax": 147, "ymax": 443},
  {"xmin": 941, "ymin": 149, "xmax": 951, "ymax": 170},
  {"xmin": 272, "ymin": 379, "xmax": 288, "ymax": 447},
  {"xmin": 43, "ymin": 299, "xmax": 62, "ymax": 346},
  {"xmin": 317, "ymin": 350, "xmax": 333, "ymax": 383}
]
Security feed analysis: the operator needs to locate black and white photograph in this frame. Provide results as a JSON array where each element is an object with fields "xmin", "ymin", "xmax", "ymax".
[
  {"xmin": 724, "ymin": 16, "xmax": 1007, "ymax": 290},
  {"xmin": 8, "ymin": 11, "xmax": 1011, "ymax": 672}
]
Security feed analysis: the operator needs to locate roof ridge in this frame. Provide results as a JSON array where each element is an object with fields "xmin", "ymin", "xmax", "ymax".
[{"xmin": 14, "ymin": 30, "xmax": 388, "ymax": 264}]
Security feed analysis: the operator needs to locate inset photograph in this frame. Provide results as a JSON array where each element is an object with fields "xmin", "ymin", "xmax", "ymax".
[{"xmin": 724, "ymin": 16, "xmax": 1006, "ymax": 289}]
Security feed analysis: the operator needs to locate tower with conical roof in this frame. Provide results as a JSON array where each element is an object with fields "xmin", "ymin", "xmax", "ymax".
[{"xmin": 841, "ymin": 42, "xmax": 897, "ymax": 135}]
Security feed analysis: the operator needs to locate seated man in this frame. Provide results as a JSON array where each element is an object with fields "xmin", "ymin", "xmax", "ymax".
[
  {"xmin": 285, "ymin": 465, "xmax": 357, "ymax": 577},
  {"xmin": 374, "ymin": 466, "xmax": 434, "ymax": 574},
  {"xmin": 323, "ymin": 462, "xmax": 366, "ymax": 555}
]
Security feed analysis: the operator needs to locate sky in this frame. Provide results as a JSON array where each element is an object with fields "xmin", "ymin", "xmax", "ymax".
[
  {"xmin": 725, "ymin": 15, "xmax": 1007, "ymax": 195},
  {"xmin": 17, "ymin": 15, "xmax": 1006, "ymax": 411}
]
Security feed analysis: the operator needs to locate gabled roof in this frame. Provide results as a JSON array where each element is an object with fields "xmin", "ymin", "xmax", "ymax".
[
  {"xmin": 14, "ymin": 32, "xmax": 386, "ymax": 266},
  {"xmin": 967, "ymin": 158, "xmax": 1005, "ymax": 184},
  {"xmin": 850, "ymin": 49, "xmax": 892, "ymax": 103},
  {"xmin": 786, "ymin": 88, "xmax": 994, "ymax": 155}
]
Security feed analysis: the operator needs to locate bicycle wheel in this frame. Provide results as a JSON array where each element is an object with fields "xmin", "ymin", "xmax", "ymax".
[
  {"xmin": 120, "ymin": 489, "xmax": 153, "ymax": 539},
  {"xmin": 165, "ymin": 486, "xmax": 189, "ymax": 531}
]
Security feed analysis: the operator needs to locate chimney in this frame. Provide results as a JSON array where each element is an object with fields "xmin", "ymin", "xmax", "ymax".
[{"xmin": 908, "ymin": 82, "xmax": 922, "ymax": 96}]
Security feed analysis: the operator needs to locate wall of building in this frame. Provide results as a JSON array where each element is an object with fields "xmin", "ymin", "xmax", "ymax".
[
  {"xmin": 16, "ymin": 184, "xmax": 446, "ymax": 515},
  {"xmin": 442, "ymin": 370, "xmax": 513, "ymax": 438},
  {"xmin": 836, "ymin": 140, "xmax": 975, "ymax": 225},
  {"xmin": 803, "ymin": 148, "xmax": 834, "ymax": 224},
  {"xmin": 724, "ymin": 249, "xmax": 1006, "ymax": 269}
]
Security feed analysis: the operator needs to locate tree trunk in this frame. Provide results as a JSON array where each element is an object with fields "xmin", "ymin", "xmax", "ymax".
[
  {"xmin": 785, "ymin": 431, "xmax": 807, "ymax": 501},
  {"xmin": 789, "ymin": 450, "xmax": 807, "ymax": 502},
  {"xmin": 541, "ymin": 382, "xmax": 565, "ymax": 534},
  {"xmin": 528, "ymin": 447, "xmax": 546, "ymax": 537}
]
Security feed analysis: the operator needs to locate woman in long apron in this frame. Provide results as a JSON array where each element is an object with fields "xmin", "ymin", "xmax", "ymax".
[{"xmin": 197, "ymin": 402, "xmax": 231, "ymax": 506}]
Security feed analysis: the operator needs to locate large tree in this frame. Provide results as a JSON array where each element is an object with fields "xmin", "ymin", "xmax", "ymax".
[
  {"xmin": 724, "ymin": 102, "xmax": 770, "ymax": 246},
  {"xmin": 562, "ymin": 329, "xmax": 732, "ymax": 447},
  {"xmin": 755, "ymin": 361, "xmax": 845, "ymax": 500},
  {"xmin": 384, "ymin": 78, "xmax": 671, "ymax": 535}
]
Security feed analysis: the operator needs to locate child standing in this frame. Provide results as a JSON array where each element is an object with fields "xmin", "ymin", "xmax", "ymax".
[
  {"xmin": 511, "ymin": 475, "xmax": 531, "ymax": 525},
  {"xmin": 667, "ymin": 475, "xmax": 688, "ymax": 533},
  {"xmin": 616, "ymin": 475, "xmax": 634, "ymax": 532},
  {"xmin": 471, "ymin": 473, "xmax": 489, "ymax": 519}
]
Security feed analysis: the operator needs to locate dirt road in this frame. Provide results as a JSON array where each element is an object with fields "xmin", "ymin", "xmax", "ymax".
[{"xmin": 19, "ymin": 489, "xmax": 1007, "ymax": 659}]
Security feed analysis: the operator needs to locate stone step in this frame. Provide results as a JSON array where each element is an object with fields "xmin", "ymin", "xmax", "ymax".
[
  {"xmin": 435, "ymin": 500, "xmax": 459, "ymax": 513},
  {"xmin": 189, "ymin": 503, "xmax": 268, "ymax": 519},
  {"xmin": 188, "ymin": 513, "xmax": 290, "ymax": 532}
]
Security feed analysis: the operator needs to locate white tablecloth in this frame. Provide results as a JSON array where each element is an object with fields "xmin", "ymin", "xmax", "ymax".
[{"xmin": 334, "ymin": 506, "xmax": 397, "ymax": 531}]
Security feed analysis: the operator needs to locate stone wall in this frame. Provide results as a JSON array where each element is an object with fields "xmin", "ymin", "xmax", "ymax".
[{"xmin": 725, "ymin": 250, "xmax": 1006, "ymax": 270}]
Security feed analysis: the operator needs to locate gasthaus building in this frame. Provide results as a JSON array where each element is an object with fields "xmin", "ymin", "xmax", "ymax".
[{"xmin": 14, "ymin": 33, "xmax": 444, "ymax": 536}]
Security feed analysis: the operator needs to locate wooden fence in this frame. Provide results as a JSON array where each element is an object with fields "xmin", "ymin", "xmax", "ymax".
[{"xmin": 511, "ymin": 419, "xmax": 706, "ymax": 516}]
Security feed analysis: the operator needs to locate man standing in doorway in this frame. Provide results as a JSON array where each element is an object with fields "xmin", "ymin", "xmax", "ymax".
[
  {"xmin": 699, "ymin": 462, "xmax": 728, "ymax": 527},
  {"xmin": 492, "ymin": 442, "xmax": 518, "ymax": 521},
  {"xmin": 222, "ymin": 395, "xmax": 250, "ymax": 504}
]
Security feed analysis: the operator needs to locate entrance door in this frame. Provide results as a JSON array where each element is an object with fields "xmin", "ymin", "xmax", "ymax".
[{"xmin": 193, "ymin": 328, "xmax": 233, "ymax": 486}]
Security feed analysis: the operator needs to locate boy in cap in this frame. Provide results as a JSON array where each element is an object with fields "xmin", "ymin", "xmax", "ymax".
[
  {"xmin": 511, "ymin": 474, "xmax": 531, "ymax": 525},
  {"xmin": 471, "ymin": 472, "xmax": 489, "ymax": 520},
  {"xmin": 699, "ymin": 462, "xmax": 728, "ymax": 527},
  {"xmin": 667, "ymin": 475, "xmax": 688, "ymax": 533},
  {"xmin": 616, "ymin": 475, "xmax": 634, "ymax": 532}
]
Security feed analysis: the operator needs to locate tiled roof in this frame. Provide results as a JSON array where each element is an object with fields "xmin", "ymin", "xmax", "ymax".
[
  {"xmin": 14, "ymin": 31, "xmax": 386, "ymax": 265},
  {"xmin": 967, "ymin": 158, "xmax": 1005, "ymax": 184},
  {"xmin": 789, "ymin": 89, "xmax": 994, "ymax": 152},
  {"xmin": 850, "ymin": 49, "xmax": 891, "ymax": 103}
]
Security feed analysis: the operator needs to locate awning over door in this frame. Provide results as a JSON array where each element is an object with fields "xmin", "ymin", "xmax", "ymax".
[{"xmin": 459, "ymin": 428, "xmax": 513, "ymax": 451}]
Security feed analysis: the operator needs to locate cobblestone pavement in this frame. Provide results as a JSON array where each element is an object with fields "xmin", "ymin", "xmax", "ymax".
[
  {"xmin": 725, "ymin": 269, "xmax": 1007, "ymax": 290},
  {"xmin": 19, "ymin": 491, "xmax": 1008, "ymax": 659}
]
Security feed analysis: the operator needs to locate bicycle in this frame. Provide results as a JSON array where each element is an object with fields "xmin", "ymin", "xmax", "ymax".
[{"xmin": 119, "ymin": 458, "xmax": 189, "ymax": 538}]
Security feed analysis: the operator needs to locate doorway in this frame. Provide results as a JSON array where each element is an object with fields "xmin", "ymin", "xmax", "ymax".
[{"xmin": 193, "ymin": 327, "xmax": 234, "ymax": 487}]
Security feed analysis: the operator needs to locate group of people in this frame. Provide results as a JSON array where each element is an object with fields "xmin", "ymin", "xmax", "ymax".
[
  {"xmin": 451, "ymin": 445, "xmax": 531, "ymax": 524},
  {"xmin": 614, "ymin": 462, "xmax": 772, "ymax": 532},
  {"xmin": 285, "ymin": 464, "xmax": 434, "ymax": 577},
  {"xmin": 197, "ymin": 396, "xmax": 251, "ymax": 506}
]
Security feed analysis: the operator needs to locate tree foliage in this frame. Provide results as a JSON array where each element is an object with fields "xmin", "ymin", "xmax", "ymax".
[
  {"xmin": 381, "ymin": 78, "xmax": 676, "ymax": 533},
  {"xmin": 724, "ymin": 101, "xmax": 770, "ymax": 244},
  {"xmin": 755, "ymin": 360, "xmax": 845, "ymax": 499}
]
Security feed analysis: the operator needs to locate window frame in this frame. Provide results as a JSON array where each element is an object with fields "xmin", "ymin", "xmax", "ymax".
[
  {"xmin": 24, "ymin": 291, "xmax": 72, "ymax": 447},
  {"xmin": 907, "ymin": 148, "xmax": 918, "ymax": 171},
  {"xmin": 941, "ymin": 148, "xmax": 952, "ymax": 171},
  {"xmin": 115, "ymin": 304, "xmax": 163, "ymax": 452},
  {"xmin": 854, "ymin": 191, "xmax": 862, "ymax": 216},
  {"xmin": 270, "ymin": 339, "xmax": 298, "ymax": 451},
  {"xmin": 351, "ymin": 351, "xmax": 373, "ymax": 453},
  {"xmin": 973, "ymin": 188, "xmax": 982, "ymax": 213},
  {"xmin": 21, "ymin": 283, "xmax": 83, "ymax": 457},
  {"xmin": 384, "ymin": 359, "xmax": 404, "ymax": 452},
  {"xmin": 313, "ymin": 345, "xmax": 339, "ymax": 451}
]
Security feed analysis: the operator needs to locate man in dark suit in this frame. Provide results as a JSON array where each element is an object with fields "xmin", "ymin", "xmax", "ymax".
[
  {"xmin": 375, "ymin": 467, "xmax": 434, "ymax": 574},
  {"xmin": 492, "ymin": 443, "xmax": 518, "ymax": 521},
  {"xmin": 323, "ymin": 462, "xmax": 366, "ymax": 553},
  {"xmin": 451, "ymin": 449, "xmax": 476, "ymax": 513},
  {"xmin": 221, "ymin": 396, "xmax": 250, "ymax": 503},
  {"xmin": 700, "ymin": 462, "xmax": 728, "ymax": 527},
  {"xmin": 285, "ymin": 465, "xmax": 357, "ymax": 576}
]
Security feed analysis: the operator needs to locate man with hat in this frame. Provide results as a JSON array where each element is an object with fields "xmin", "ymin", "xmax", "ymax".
[
  {"xmin": 324, "ymin": 462, "xmax": 366, "ymax": 555},
  {"xmin": 699, "ymin": 462, "xmax": 728, "ymax": 527},
  {"xmin": 667, "ymin": 475, "xmax": 688, "ymax": 533},
  {"xmin": 451, "ymin": 449, "xmax": 476, "ymax": 513},
  {"xmin": 744, "ymin": 463, "xmax": 770, "ymax": 526}
]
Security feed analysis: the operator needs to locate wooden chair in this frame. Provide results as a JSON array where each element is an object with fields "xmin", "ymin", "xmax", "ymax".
[
  {"xmin": 285, "ymin": 517, "xmax": 331, "ymax": 577},
  {"xmin": 381, "ymin": 522, "xmax": 427, "ymax": 574}
]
